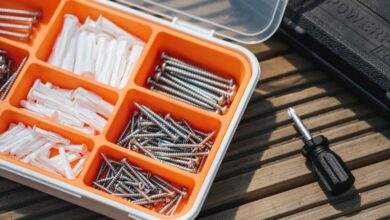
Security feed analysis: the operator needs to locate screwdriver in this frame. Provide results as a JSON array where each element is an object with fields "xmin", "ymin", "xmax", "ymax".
[{"xmin": 287, "ymin": 107, "xmax": 355, "ymax": 195}]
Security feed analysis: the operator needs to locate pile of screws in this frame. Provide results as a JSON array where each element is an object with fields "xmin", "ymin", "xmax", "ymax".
[
  {"xmin": 147, "ymin": 52, "xmax": 236, "ymax": 115},
  {"xmin": 116, "ymin": 103, "xmax": 214, "ymax": 173},
  {"xmin": 0, "ymin": 7, "xmax": 41, "ymax": 40},
  {"xmin": 93, "ymin": 153, "xmax": 187, "ymax": 216},
  {"xmin": 0, "ymin": 50, "xmax": 27, "ymax": 100}
]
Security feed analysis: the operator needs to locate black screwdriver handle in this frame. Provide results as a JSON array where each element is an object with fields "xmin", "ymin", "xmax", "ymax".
[{"xmin": 302, "ymin": 135, "xmax": 355, "ymax": 195}]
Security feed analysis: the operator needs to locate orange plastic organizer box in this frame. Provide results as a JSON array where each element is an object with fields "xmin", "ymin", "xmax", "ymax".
[{"xmin": 0, "ymin": 0, "xmax": 260, "ymax": 219}]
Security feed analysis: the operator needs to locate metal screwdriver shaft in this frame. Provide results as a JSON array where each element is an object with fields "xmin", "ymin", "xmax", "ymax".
[
  {"xmin": 287, "ymin": 108, "xmax": 312, "ymax": 141},
  {"xmin": 288, "ymin": 107, "xmax": 355, "ymax": 195}
]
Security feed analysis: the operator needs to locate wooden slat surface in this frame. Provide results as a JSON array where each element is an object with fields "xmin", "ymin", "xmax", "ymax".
[{"xmin": 1, "ymin": 37, "xmax": 390, "ymax": 219}]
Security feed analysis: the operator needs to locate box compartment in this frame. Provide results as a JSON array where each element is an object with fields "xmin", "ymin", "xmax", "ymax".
[
  {"xmin": 0, "ymin": 0, "xmax": 61, "ymax": 47},
  {"xmin": 9, "ymin": 63, "xmax": 119, "ymax": 136},
  {"xmin": 35, "ymin": 0, "xmax": 154, "ymax": 90}
]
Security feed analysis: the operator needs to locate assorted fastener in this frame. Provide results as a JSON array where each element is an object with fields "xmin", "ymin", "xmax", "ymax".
[
  {"xmin": 20, "ymin": 79, "xmax": 114, "ymax": 135},
  {"xmin": 93, "ymin": 153, "xmax": 187, "ymax": 216},
  {"xmin": 49, "ymin": 14, "xmax": 144, "ymax": 88},
  {"xmin": 0, "ymin": 122, "xmax": 90, "ymax": 179},
  {"xmin": 0, "ymin": 50, "xmax": 27, "ymax": 100},
  {"xmin": 116, "ymin": 103, "xmax": 213, "ymax": 173},
  {"xmin": 147, "ymin": 52, "xmax": 236, "ymax": 115},
  {"xmin": 0, "ymin": 7, "xmax": 41, "ymax": 40}
]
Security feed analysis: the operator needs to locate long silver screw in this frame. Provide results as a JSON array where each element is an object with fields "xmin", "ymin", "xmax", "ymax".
[
  {"xmin": 0, "ymin": 22, "xmax": 32, "ymax": 31},
  {"xmin": 134, "ymin": 103, "xmax": 179, "ymax": 142},
  {"xmin": 161, "ymin": 52, "xmax": 234, "ymax": 85},
  {"xmin": 162, "ymin": 71, "xmax": 226, "ymax": 105},
  {"xmin": 0, "ymin": 14, "xmax": 36, "ymax": 24},
  {"xmin": 0, "ymin": 29, "xmax": 30, "ymax": 39},
  {"xmin": 148, "ymin": 78, "xmax": 214, "ymax": 111},
  {"xmin": 162, "ymin": 63, "xmax": 235, "ymax": 91},
  {"xmin": 0, "ymin": 8, "xmax": 42, "ymax": 17},
  {"xmin": 154, "ymin": 72, "xmax": 225, "ymax": 112},
  {"xmin": 139, "ymin": 104, "xmax": 189, "ymax": 140},
  {"xmin": 176, "ymin": 74, "xmax": 235, "ymax": 101}
]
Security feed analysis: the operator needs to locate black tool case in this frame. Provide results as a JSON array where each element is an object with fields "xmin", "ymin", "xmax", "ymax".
[{"xmin": 280, "ymin": 0, "xmax": 390, "ymax": 117}]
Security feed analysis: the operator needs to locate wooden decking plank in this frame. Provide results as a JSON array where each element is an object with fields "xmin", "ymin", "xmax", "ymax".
[
  {"xmin": 241, "ymin": 38, "xmax": 290, "ymax": 61},
  {"xmin": 251, "ymin": 70, "xmax": 328, "ymax": 100},
  {"xmin": 227, "ymin": 105, "xmax": 373, "ymax": 160},
  {"xmin": 40, "ymin": 207, "xmax": 103, "ymax": 220},
  {"xmin": 0, "ymin": 197, "xmax": 73, "ymax": 219},
  {"xmin": 338, "ymin": 201, "xmax": 390, "ymax": 219},
  {"xmin": 235, "ymin": 93, "xmax": 358, "ymax": 141},
  {"xmin": 0, "ymin": 188, "xmax": 48, "ymax": 211},
  {"xmin": 242, "ymin": 82, "xmax": 344, "ymax": 121},
  {"xmin": 259, "ymin": 53, "xmax": 313, "ymax": 82},
  {"xmin": 0, "ymin": 179, "xmax": 23, "ymax": 195},
  {"xmin": 201, "ymin": 159, "xmax": 390, "ymax": 220},
  {"xmin": 217, "ymin": 116, "xmax": 388, "ymax": 180},
  {"xmin": 202, "ymin": 130, "xmax": 390, "ymax": 213},
  {"xmin": 284, "ymin": 184, "xmax": 390, "ymax": 220}
]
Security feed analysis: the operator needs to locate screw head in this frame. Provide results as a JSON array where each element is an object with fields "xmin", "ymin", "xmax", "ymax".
[
  {"xmin": 153, "ymin": 71, "xmax": 162, "ymax": 82},
  {"xmin": 161, "ymin": 62, "xmax": 167, "ymax": 72},
  {"xmin": 160, "ymin": 52, "xmax": 169, "ymax": 60}
]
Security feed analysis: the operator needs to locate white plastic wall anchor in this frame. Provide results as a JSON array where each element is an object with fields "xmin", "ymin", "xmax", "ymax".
[
  {"xmin": 59, "ymin": 147, "xmax": 75, "ymax": 179},
  {"xmin": 72, "ymin": 86, "xmax": 114, "ymax": 118},
  {"xmin": 0, "ymin": 123, "xmax": 25, "ymax": 142},
  {"xmin": 109, "ymin": 37, "xmax": 130, "ymax": 87},
  {"xmin": 63, "ymin": 144, "xmax": 87, "ymax": 154},
  {"xmin": 119, "ymin": 41, "xmax": 144, "ymax": 88},
  {"xmin": 27, "ymin": 79, "xmax": 44, "ymax": 101},
  {"xmin": 50, "ymin": 152, "xmax": 81, "ymax": 165},
  {"xmin": 74, "ymin": 30, "xmax": 89, "ymax": 75},
  {"xmin": 61, "ymin": 31, "xmax": 79, "ymax": 72},
  {"xmin": 97, "ymin": 39, "xmax": 117, "ymax": 84},
  {"xmin": 74, "ymin": 104, "xmax": 106, "ymax": 133},
  {"xmin": 10, "ymin": 134, "xmax": 36, "ymax": 155},
  {"xmin": 80, "ymin": 32, "xmax": 97, "ymax": 78},
  {"xmin": 21, "ymin": 141, "xmax": 56, "ymax": 163},
  {"xmin": 33, "ymin": 127, "xmax": 71, "ymax": 145},
  {"xmin": 95, "ymin": 33, "xmax": 111, "ymax": 79},
  {"xmin": 21, "ymin": 100, "xmax": 56, "ymax": 118},
  {"xmin": 0, "ymin": 128, "xmax": 32, "ymax": 154},
  {"xmin": 96, "ymin": 15, "xmax": 132, "ymax": 39},
  {"xmin": 49, "ymin": 14, "xmax": 80, "ymax": 67},
  {"xmin": 36, "ymin": 153, "xmax": 66, "ymax": 176},
  {"xmin": 72, "ymin": 153, "xmax": 89, "ymax": 177},
  {"xmin": 4, "ymin": 134, "xmax": 34, "ymax": 155},
  {"xmin": 16, "ymin": 138, "xmax": 48, "ymax": 159},
  {"xmin": 66, "ymin": 124, "xmax": 95, "ymax": 135},
  {"xmin": 80, "ymin": 16, "xmax": 100, "ymax": 33}
]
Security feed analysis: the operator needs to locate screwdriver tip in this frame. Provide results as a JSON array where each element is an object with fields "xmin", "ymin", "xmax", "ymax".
[{"xmin": 287, "ymin": 107, "xmax": 296, "ymax": 118}]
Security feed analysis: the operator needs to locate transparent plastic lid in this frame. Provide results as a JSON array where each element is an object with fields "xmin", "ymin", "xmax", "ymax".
[{"xmin": 113, "ymin": 0, "xmax": 288, "ymax": 44}]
